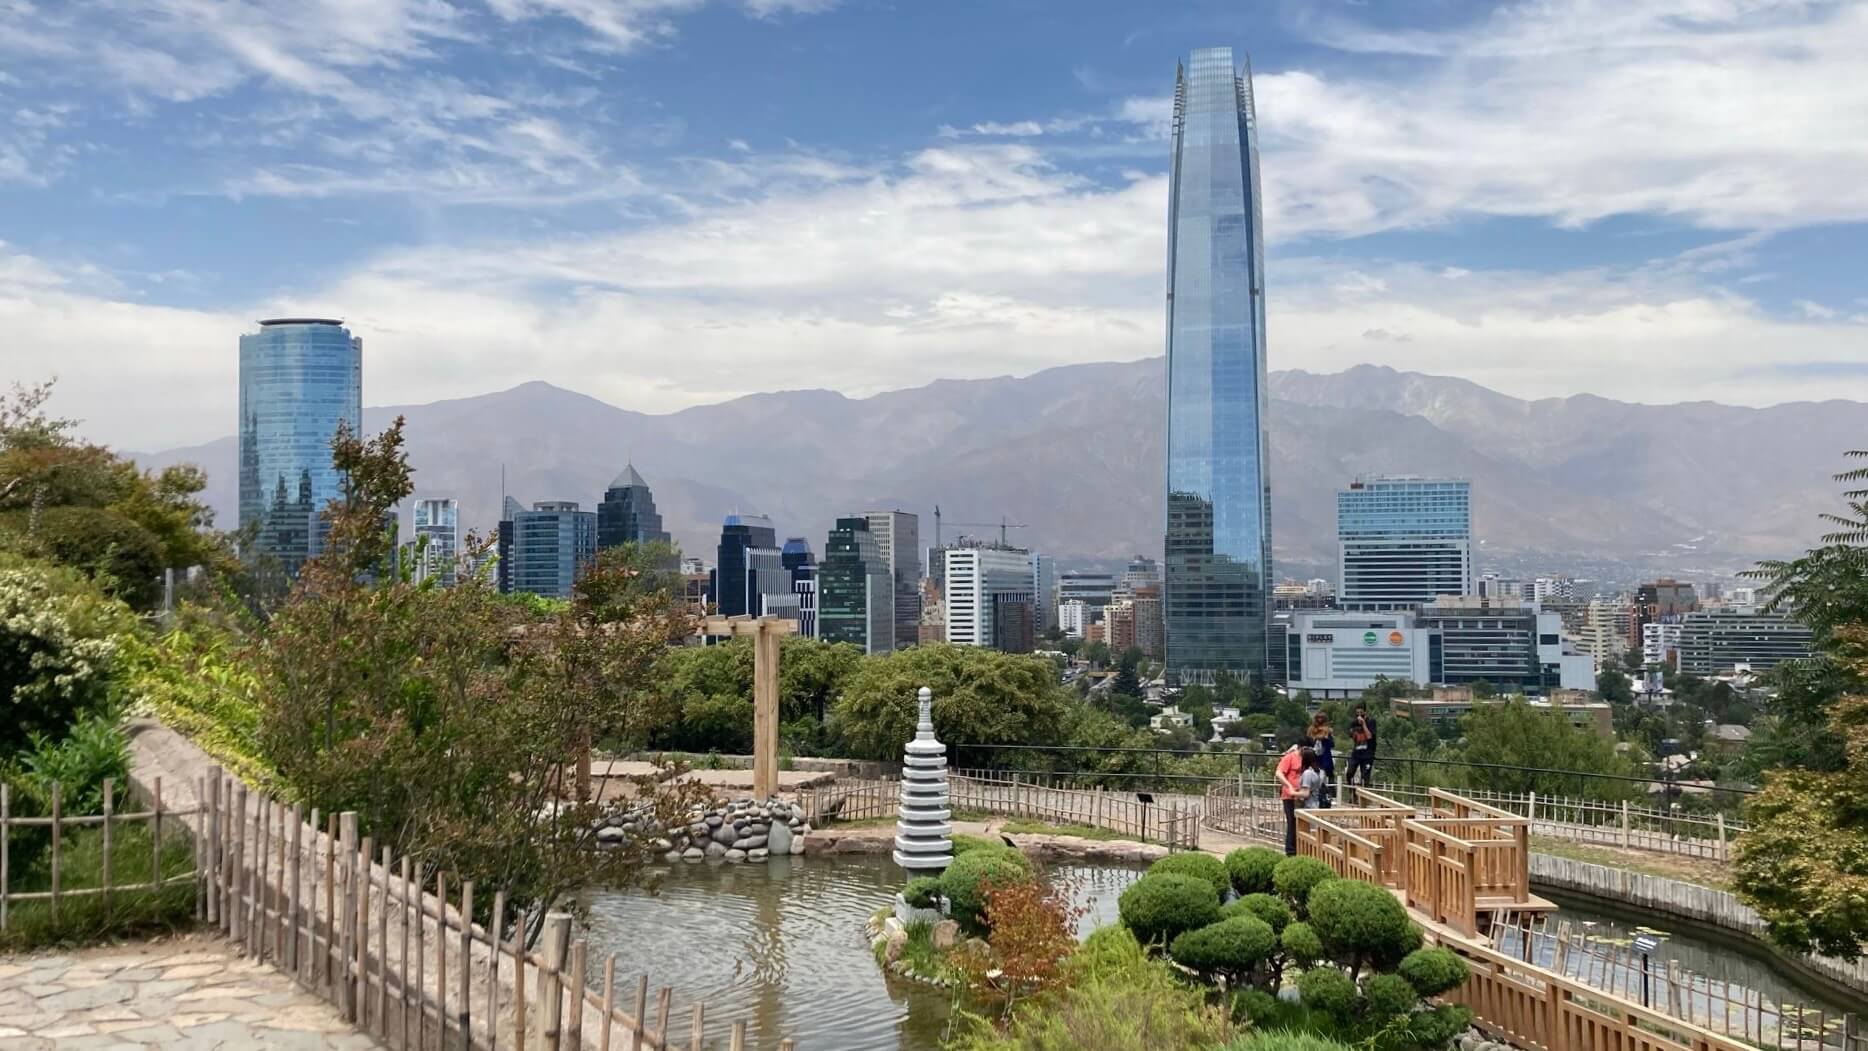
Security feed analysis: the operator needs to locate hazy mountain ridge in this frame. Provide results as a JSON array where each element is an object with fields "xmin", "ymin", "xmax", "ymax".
[{"xmin": 135, "ymin": 362, "xmax": 1867, "ymax": 574}]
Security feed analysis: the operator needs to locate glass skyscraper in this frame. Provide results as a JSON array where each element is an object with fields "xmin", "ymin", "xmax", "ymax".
[
  {"xmin": 1337, "ymin": 477, "xmax": 1473, "ymax": 611},
  {"xmin": 1164, "ymin": 47, "xmax": 1272, "ymax": 683},
  {"xmin": 238, "ymin": 318, "xmax": 363, "ymax": 575},
  {"xmin": 596, "ymin": 463, "xmax": 670, "ymax": 549}
]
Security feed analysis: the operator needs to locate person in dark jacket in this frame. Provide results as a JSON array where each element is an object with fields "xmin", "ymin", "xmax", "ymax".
[
  {"xmin": 1348, "ymin": 703, "xmax": 1378, "ymax": 786},
  {"xmin": 1308, "ymin": 712, "xmax": 1336, "ymax": 807}
]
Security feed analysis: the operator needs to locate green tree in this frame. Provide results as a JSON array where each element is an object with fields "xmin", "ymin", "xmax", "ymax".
[
  {"xmin": 831, "ymin": 644, "xmax": 1072, "ymax": 760},
  {"xmin": 1595, "ymin": 666, "xmax": 1634, "ymax": 705},
  {"xmin": 1454, "ymin": 699, "xmax": 1641, "ymax": 798}
]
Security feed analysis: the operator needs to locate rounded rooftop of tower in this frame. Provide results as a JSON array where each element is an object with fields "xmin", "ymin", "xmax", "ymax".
[{"xmin": 257, "ymin": 317, "xmax": 345, "ymax": 327}]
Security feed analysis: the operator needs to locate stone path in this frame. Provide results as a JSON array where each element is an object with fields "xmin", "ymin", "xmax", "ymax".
[{"xmin": 0, "ymin": 934, "xmax": 380, "ymax": 1050}]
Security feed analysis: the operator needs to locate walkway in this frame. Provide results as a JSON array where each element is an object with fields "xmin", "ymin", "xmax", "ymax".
[{"xmin": 0, "ymin": 934, "xmax": 381, "ymax": 1050}]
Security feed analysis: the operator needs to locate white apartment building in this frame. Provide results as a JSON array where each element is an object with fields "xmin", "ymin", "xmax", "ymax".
[
  {"xmin": 1058, "ymin": 599, "xmax": 1090, "ymax": 639},
  {"xmin": 944, "ymin": 546, "xmax": 1036, "ymax": 649},
  {"xmin": 1642, "ymin": 621, "xmax": 1683, "ymax": 668}
]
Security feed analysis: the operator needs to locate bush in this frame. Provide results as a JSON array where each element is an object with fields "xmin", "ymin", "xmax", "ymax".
[
  {"xmin": 1397, "ymin": 946, "xmax": 1470, "ymax": 997},
  {"xmin": 1223, "ymin": 892, "xmax": 1293, "ymax": 933},
  {"xmin": 1306, "ymin": 879, "xmax": 1419, "ymax": 969},
  {"xmin": 940, "ymin": 847, "xmax": 1034, "ymax": 930},
  {"xmin": 10, "ymin": 715, "xmax": 130, "ymax": 815},
  {"xmin": 0, "ymin": 823, "xmax": 196, "ymax": 951},
  {"xmin": 1223, "ymin": 1033, "xmax": 1358, "ymax": 1051},
  {"xmin": 1296, "ymin": 967, "xmax": 1357, "ymax": 1020},
  {"xmin": 1280, "ymin": 921, "xmax": 1323, "ymax": 965},
  {"xmin": 1226, "ymin": 846, "xmax": 1283, "ymax": 895},
  {"xmin": 1118, "ymin": 872, "xmax": 1221, "ymax": 946},
  {"xmin": 1149, "ymin": 851, "xmax": 1229, "ymax": 900},
  {"xmin": 1362, "ymin": 972, "xmax": 1420, "ymax": 1020},
  {"xmin": 1071, "ymin": 924, "xmax": 1146, "ymax": 980},
  {"xmin": 1170, "ymin": 915, "xmax": 1277, "ymax": 980},
  {"xmin": 0, "ymin": 560, "xmax": 134, "ymax": 754},
  {"xmin": 1231, "ymin": 988, "xmax": 1283, "ymax": 1026},
  {"xmin": 903, "ymin": 876, "xmax": 943, "ymax": 909},
  {"xmin": 952, "ymin": 833, "xmax": 996, "ymax": 856},
  {"xmin": 1273, "ymin": 856, "xmax": 1337, "ymax": 911}
]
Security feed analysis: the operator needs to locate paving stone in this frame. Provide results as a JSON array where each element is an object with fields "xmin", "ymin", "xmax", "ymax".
[
  {"xmin": 157, "ymin": 962, "xmax": 225, "ymax": 981},
  {"xmin": 37, "ymin": 985, "xmax": 133, "ymax": 1012},
  {"xmin": 0, "ymin": 1025, "xmax": 28, "ymax": 1037},
  {"xmin": 38, "ymin": 1024, "xmax": 99, "ymax": 1038}
]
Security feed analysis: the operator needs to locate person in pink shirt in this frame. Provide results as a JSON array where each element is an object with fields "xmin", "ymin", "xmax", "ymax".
[{"xmin": 1277, "ymin": 743, "xmax": 1305, "ymax": 855}]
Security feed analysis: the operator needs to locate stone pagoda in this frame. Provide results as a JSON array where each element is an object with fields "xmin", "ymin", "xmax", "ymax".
[{"xmin": 893, "ymin": 686, "xmax": 954, "ymax": 872}]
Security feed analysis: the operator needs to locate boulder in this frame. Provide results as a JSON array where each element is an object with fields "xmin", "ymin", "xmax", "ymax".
[
  {"xmin": 705, "ymin": 841, "xmax": 727, "ymax": 860},
  {"xmin": 766, "ymin": 823, "xmax": 793, "ymax": 855},
  {"xmin": 712, "ymin": 825, "xmax": 738, "ymax": 846},
  {"xmin": 747, "ymin": 848, "xmax": 769, "ymax": 862},
  {"xmin": 706, "ymin": 815, "xmax": 723, "ymax": 828},
  {"xmin": 682, "ymin": 847, "xmax": 704, "ymax": 862},
  {"xmin": 733, "ymin": 835, "xmax": 768, "ymax": 851},
  {"xmin": 931, "ymin": 920, "xmax": 960, "ymax": 950},
  {"xmin": 663, "ymin": 851, "xmax": 682, "ymax": 863},
  {"xmin": 788, "ymin": 836, "xmax": 806, "ymax": 855},
  {"xmin": 596, "ymin": 826, "xmax": 627, "ymax": 845},
  {"xmin": 883, "ymin": 919, "xmax": 908, "ymax": 963},
  {"xmin": 725, "ymin": 849, "xmax": 747, "ymax": 863}
]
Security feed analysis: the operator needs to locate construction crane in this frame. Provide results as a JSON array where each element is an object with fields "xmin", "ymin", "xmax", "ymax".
[{"xmin": 933, "ymin": 505, "xmax": 1030, "ymax": 548}]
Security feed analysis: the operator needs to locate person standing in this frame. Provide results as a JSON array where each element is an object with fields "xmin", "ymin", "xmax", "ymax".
[
  {"xmin": 1348, "ymin": 703, "xmax": 1378, "ymax": 787},
  {"xmin": 1276, "ymin": 742, "xmax": 1305, "ymax": 855},
  {"xmin": 1298, "ymin": 747, "xmax": 1326, "ymax": 811},
  {"xmin": 1308, "ymin": 712, "xmax": 1336, "ymax": 807}
]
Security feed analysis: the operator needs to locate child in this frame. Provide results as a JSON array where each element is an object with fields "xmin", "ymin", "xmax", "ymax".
[{"xmin": 1298, "ymin": 747, "xmax": 1326, "ymax": 810}]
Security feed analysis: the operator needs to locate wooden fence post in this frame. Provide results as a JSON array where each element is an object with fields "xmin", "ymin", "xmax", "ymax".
[
  {"xmin": 460, "ymin": 880, "xmax": 476, "ymax": 1051},
  {"xmin": 101, "ymin": 778, "xmax": 114, "ymax": 913},
  {"xmin": 540, "ymin": 912, "xmax": 572, "ymax": 1051},
  {"xmin": 437, "ymin": 870, "xmax": 449, "ymax": 1048},
  {"xmin": 599, "ymin": 954, "xmax": 616, "ymax": 1051},
  {"xmin": 50, "ymin": 780, "xmax": 61, "ymax": 922},
  {"xmin": 565, "ymin": 939, "xmax": 586, "ymax": 1051},
  {"xmin": 357, "ymin": 835, "xmax": 373, "ymax": 1030},
  {"xmin": 1620, "ymin": 801, "xmax": 1630, "ymax": 848},
  {"xmin": 232, "ymin": 781, "xmax": 248, "ymax": 947},
  {"xmin": 256, "ymin": 794, "xmax": 272, "ymax": 961},
  {"xmin": 490, "ymin": 888, "xmax": 507, "ymax": 1051},
  {"xmin": 202, "ymin": 772, "xmax": 219, "ymax": 925},
  {"xmin": 629, "ymin": 976, "xmax": 648, "ymax": 1051},
  {"xmin": 289, "ymin": 805, "xmax": 303, "ymax": 976},
  {"xmin": 338, "ymin": 812, "xmax": 359, "ymax": 1020},
  {"xmin": 1, "ymin": 782, "xmax": 10, "ymax": 932},
  {"xmin": 1716, "ymin": 813, "xmax": 1728, "ymax": 862}
]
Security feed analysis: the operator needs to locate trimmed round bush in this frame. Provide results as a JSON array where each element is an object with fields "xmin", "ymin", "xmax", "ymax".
[
  {"xmin": 1397, "ymin": 946, "xmax": 1471, "ymax": 997},
  {"xmin": 1149, "ymin": 851, "xmax": 1230, "ymax": 900},
  {"xmin": 1118, "ymin": 873, "xmax": 1222, "ymax": 946},
  {"xmin": 938, "ymin": 846, "xmax": 1034, "ymax": 929},
  {"xmin": 1280, "ymin": 921, "xmax": 1323, "ymax": 964},
  {"xmin": 1225, "ymin": 846, "xmax": 1284, "ymax": 895},
  {"xmin": 1362, "ymin": 972, "xmax": 1420, "ymax": 1020},
  {"xmin": 902, "ymin": 876, "xmax": 942, "ymax": 909},
  {"xmin": 1295, "ymin": 967, "xmax": 1357, "ymax": 1020},
  {"xmin": 1306, "ymin": 878, "xmax": 1418, "ymax": 967},
  {"xmin": 1169, "ymin": 915, "xmax": 1277, "ymax": 979},
  {"xmin": 1071, "ymin": 924, "xmax": 1147, "ymax": 980},
  {"xmin": 1272, "ymin": 856, "xmax": 1337, "ymax": 909},
  {"xmin": 1230, "ymin": 988, "xmax": 1283, "ymax": 1026},
  {"xmin": 1222, "ymin": 892, "xmax": 1293, "ymax": 933}
]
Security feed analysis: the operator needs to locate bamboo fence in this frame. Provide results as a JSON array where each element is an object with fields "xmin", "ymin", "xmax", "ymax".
[
  {"xmin": 798, "ymin": 774, "xmax": 1202, "ymax": 848},
  {"xmin": 0, "ymin": 777, "xmax": 200, "ymax": 932}
]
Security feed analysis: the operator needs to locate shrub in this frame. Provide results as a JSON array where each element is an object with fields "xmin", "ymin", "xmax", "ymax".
[
  {"xmin": 1170, "ymin": 915, "xmax": 1277, "ymax": 981},
  {"xmin": 1071, "ymin": 925, "xmax": 1146, "ymax": 980},
  {"xmin": 1118, "ymin": 873, "xmax": 1221, "ymax": 946},
  {"xmin": 1231, "ymin": 988, "xmax": 1283, "ymax": 1026},
  {"xmin": 12, "ymin": 715, "xmax": 130, "ymax": 815},
  {"xmin": 1280, "ymin": 921, "xmax": 1323, "ymax": 965},
  {"xmin": 941, "ymin": 847, "xmax": 1035, "ymax": 930},
  {"xmin": 1272, "ymin": 856, "xmax": 1336, "ymax": 910},
  {"xmin": 1226, "ymin": 846, "xmax": 1283, "ymax": 895},
  {"xmin": 0, "ymin": 561, "xmax": 133, "ymax": 754},
  {"xmin": 1397, "ymin": 946, "xmax": 1470, "ymax": 997},
  {"xmin": 1223, "ymin": 1032, "xmax": 1358, "ymax": 1051},
  {"xmin": 1306, "ymin": 880, "xmax": 1419, "ymax": 970},
  {"xmin": 1149, "ymin": 851, "xmax": 1229, "ymax": 900},
  {"xmin": 952, "ymin": 833, "xmax": 996, "ymax": 856},
  {"xmin": 903, "ymin": 876, "xmax": 943, "ymax": 909},
  {"xmin": 947, "ymin": 943, "xmax": 1234, "ymax": 1050},
  {"xmin": 1362, "ymin": 972, "xmax": 1420, "ymax": 1020},
  {"xmin": 1296, "ymin": 967, "xmax": 1357, "ymax": 1020},
  {"xmin": 1223, "ymin": 892, "xmax": 1293, "ymax": 933},
  {"xmin": 964, "ymin": 878, "xmax": 1084, "ymax": 1008}
]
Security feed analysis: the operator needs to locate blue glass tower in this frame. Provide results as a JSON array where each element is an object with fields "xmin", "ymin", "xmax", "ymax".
[
  {"xmin": 1164, "ymin": 47, "xmax": 1272, "ymax": 684},
  {"xmin": 238, "ymin": 318, "xmax": 363, "ymax": 575}
]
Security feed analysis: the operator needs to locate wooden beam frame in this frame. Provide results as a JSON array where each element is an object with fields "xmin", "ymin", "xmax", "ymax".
[{"xmin": 699, "ymin": 616, "xmax": 798, "ymax": 799}]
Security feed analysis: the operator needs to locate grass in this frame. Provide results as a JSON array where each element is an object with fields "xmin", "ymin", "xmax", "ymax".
[
  {"xmin": 1531, "ymin": 837, "xmax": 1732, "ymax": 890},
  {"xmin": 1, "ymin": 822, "xmax": 199, "ymax": 951},
  {"xmin": 999, "ymin": 819, "xmax": 1130, "ymax": 842}
]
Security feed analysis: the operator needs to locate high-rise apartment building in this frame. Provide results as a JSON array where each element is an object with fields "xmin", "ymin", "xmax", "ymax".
[
  {"xmin": 1058, "ymin": 599, "xmax": 1091, "ymax": 639},
  {"xmin": 1677, "ymin": 611, "xmax": 1814, "ymax": 675},
  {"xmin": 238, "ymin": 318, "xmax": 363, "ymax": 575},
  {"xmin": 712, "ymin": 513, "xmax": 791, "ymax": 620},
  {"xmin": 1164, "ymin": 46, "xmax": 1273, "ymax": 684},
  {"xmin": 1642, "ymin": 621, "xmax": 1684, "ymax": 668},
  {"xmin": 1132, "ymin": 583, "xmax": 1165, "ymax": 660},
  {"xmin": 1120, "ymin": 556, "xmax": 1160, "ymax": 596},
  {"xmin": 596, "ymin": 463, "xmax": 670, "ymax": 550},
  {"xmin": 1058, "ymin": 570, "xmax": 1117, "ymax": 610},
  {"xmin": 411, "ymin": 497, "xmax": 459, "ymax": 586},
  {"xmin": 1633, "ymin": 578, "xmax": 1697, "ymax": 650},
  {"xmin": 503, "ymin": 500, "xmax": 597, "ymax": 599},
  {"xmin": 944, "ymin": 546, "xmax": 1035, "ymax": 651},
  {"xmin": 1578, "ymin": 598, "xmax": 1633, "ymax": 664},
  {"xmin": 863, "ymin": 510, "xmax": 921, "ymax": 650},
  {"xmin": 1337, "ymin": 477, "xmax": 1473, "ymax": 611},
  {"xmin": 820, "ymin": 517, "xmax": 894, "ymax": 654},
  {"xmin": 1031, "ymin": 553, "xmax": 1058, "ymax": 636}
]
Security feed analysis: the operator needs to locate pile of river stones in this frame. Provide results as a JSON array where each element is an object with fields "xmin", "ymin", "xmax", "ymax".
[{"xmin": 651, "ymin": 797, "xmax": 811, "ymax": 864}]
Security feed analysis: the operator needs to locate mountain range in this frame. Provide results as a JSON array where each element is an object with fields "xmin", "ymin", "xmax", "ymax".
[{"xmin": 135, "ymin": 362, "xmax": 1868, "ymax": 579}]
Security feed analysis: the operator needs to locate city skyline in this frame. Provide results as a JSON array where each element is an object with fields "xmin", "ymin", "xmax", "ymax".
[{"xmin": 7, "ymin": 2, "xmax": 1867, "ymax": 451}]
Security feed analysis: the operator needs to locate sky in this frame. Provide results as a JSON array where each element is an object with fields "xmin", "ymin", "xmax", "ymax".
[{"xmin": 2, "ymin": 0, "xmax": 1867, "ymax": 450}]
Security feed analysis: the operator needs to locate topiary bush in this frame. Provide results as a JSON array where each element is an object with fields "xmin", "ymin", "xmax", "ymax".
[
  {"xmin": 1118, "ymin": 872, "xmax": 1221, "ymax": 946},
  {"xmin": 903, "ymin": 876, "xmax": 943, "ymax": 910},
  {"xmin": 1223, "ymin": 892, "xmax": 1293, "ymax": 933},
  {"xmin": 1305, "ymin": 879, "xmax": 1420, "ymax": 970},
  {"xmin": 1362, "ymin": 972, "xmax": 1420, "ymax": 1021},
  {"xmin": 1295, "ymin": 966, "xmax": 1357, "ymax": 1020},
  {"xmin": 1397, "ymin": 946, "xmax": 1470, "ymax": 997},
  {"xmin": 1226, "ymin": 846, "xmax": 1283, "ymax": 895},
  {"xmin": 1070, "ymin": 924, "xmax": 1147, "ymax": 981},
  {"xmin": 1280, "ymin": 921, "xmax": 1323, "ymax": 965},
  {"xmin": 939, "ymin": 846, "xmax": 1033, "ymax": 930},
  {"xmin": 1169, "ymin": 915, "xmax": 1277, "ymax": 981},
  {"xmin": 1150, "ymin": 851, "xmax": 1230, "ymax": 900},
  {"xmin": 1272, "ymin": 856, "xmax": 1337, "ymax": 911}
]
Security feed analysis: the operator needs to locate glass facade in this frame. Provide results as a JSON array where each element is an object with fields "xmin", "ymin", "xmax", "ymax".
[
  {"xmin": 412, "ymin": 497, "xmax": 459, "ymax": 586},
  {"xmin": 819, "ymin": 517, "xmax": 892, "ymax": 653},
  {"xmin": 1164, "ymin": 47, "xmax": 1272, "ymax": 683},
  {"xmin": 596, "ymin": 463, "xmax": 671, "ymax": 549},
  {"xmin": 713, "ymin": 513, "xmax": 787, "ymax": 618},
  {"xmin": 1337, "ymin": 477, "xmax": 1473, "ymax": 611},
  {"xmin": 238, "ymin": 318, "xmax": 362, "ymax": 575},
  {"xmin": 507, "ymin": 501, "xmax": 597, "ymax": 599}
]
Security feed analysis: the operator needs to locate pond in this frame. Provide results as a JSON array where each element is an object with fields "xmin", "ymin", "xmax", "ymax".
[{"xmin": 580, "ymin": 854, "xmax": 1144, "ymax": 1051}]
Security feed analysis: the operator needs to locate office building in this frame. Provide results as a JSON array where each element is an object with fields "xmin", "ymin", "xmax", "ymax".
[
  {"xmin": 1578, "ymin": 598, "xmax": 1633, "ymax": 664},
  {"xmin": 863, "ymin": 511, "xmax": 921, "ymax": 650},
  {"xmin": 712, "ymin": 513, "xmax": 792, "ymax": 621},
  {"xmin": 1120, "ymin": 556, "xmax": 1160, "ymax": 596},
  {"xmin": 1642, "ymin": 621, "xmax": 1684, "ymax": 669},
  {"xmin": 503, "ymin": 500, "xmax": 597, "ymax": 599},
  {"xmin": 1132, "ymin": 583, "xmax": 1165, "ymax": 660},
  {"xmin": 1282, "ymin": 610, "xmax": 1435, "ymax": 699},
  {"xmin": 1164, "ymin": 46, "xmax": 1274, "ymax": 684},
  {"xmin": 1059, "ymin": 570, "xmax": 1117, "ymax": 610},
  {"xmin": 1337, "ymin": 477, "xmax": 1473, "ymax": 611},
  {"xmin": 1032, "ymin": 552, "xmax": 1058, "ymax": 635},
  {"xmin": 1676, "ymin": 611, "xmax": 1814, "ymax": 675},
  {"xmin": 238, "ymin": 318, "xmax": 363, "ymax": 575},
  {"xmin": 411, "ymin": 497, "xmax": 459, "ymax": 586},
  {"xmin": 1414, "ymin": 596, "xmax": 1595, "ymax": 693},
  {"xmin": 1531, "ymin": 577, "xmax": 1575, "ymax": 603},
  {"xmin": 819, "ymin": 517, "xmax": 894, "ymax": 654},
  {"xmin": 1633, "ymin": 578, "xmax": 1697, "ymax": 650},
  {"xmin": 1273, "ymin": 579, "xmax": 1335, "ymax": 610},
  {"xmin": 992, "ymin": 595, "xmax": 1036, "ymax": 653},
  {"xmin": 1058, "ymin": 599, "xmax": 1091, "ymax": 639},
  {"xmin": 944, "ymin": 546, "xmax": 1035, "ymax": 651},
  {"xmin": 596, "ymin": 463, "xmax": 670, "ymax": 550},
  {"xmin": 918, "ymin": 577, "xmax": 945, "ymax": 645},
  {"xmin": 782, "ymin": 537, "xmax": 816, "ymax": 581}
]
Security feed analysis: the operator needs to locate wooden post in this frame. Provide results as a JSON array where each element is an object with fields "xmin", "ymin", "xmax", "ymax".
[
  {"xmin": 257, "ymin": 795, "xmax": 273, "ymax": 961},
  {"xmin": 402, "ymin": 856, "xmax": 415, "ymax": 1051},
  {"xmin": 1716, "ymin": 812, "xmax": 1728, "ymax": 862},
  {"xmin": 730, "ymin": 1021, "xmax": 747, "ymax": 1051},
  {"xmin": 289, "ymin": 805, "xmax": 303, "ymax": 976},
  {"xmin": 101, "ymin": 778, "xmax": 114, "ymax": 913},
  {"xmin": 460, "ymin": 880, "xmax": 475, "ymax": 1051},
  {"xmin": 654, "ymin": 988, "xmax": 672, "ymax": 1047},
  {"xmin": 379, "ymin": 846, "xmax": 392, "ymax": 1038},
  {"xmin": 540, "ymin": 913, "xmax": 572, "ymax": 1051},
  {"xmin": 324, "ymin": 812, "xmax": 338, "ymax": 989},
  {"xmin": 755, "ymin": 620, "xmax": 781, "ymax": 800},
  {"xmin": 489, "ymin": 889, "xmax": 507, "ymax": 1051},
  {"xmin": 194, "ymin": 776, "xmax": 206, "ymax": 921},
  {"xmin": 1, "ymin": 782, "xmax": 10, "ymax": 932},
  {"xmin": 357, "ymin": 835, "xmax": 373, "ymax": 1029},
  {"xmin": 628, "ymin": 976, "xmax": 648, "ymax": 1051},
  {"xmin": 513, "ymin": 942, "xmax": 527, "ymax": 1051},
  {"xmin": 689, "ymin": 1002, "xmax": 704, "ymax": 1051},
  {"xmin": 414, "ymin": 861, "xmax": 427, "ymax": 1051},
  {"xmin": 205, "ymin": 770, "xmax": 220, "ymax": 924},
  {"xmin": 50, "ymin": 780, "xmax": 61, "ymax": 921},
  {"xmin": 339, "ymin": 812, "xmax": 359, "ymax": 1019},
  {"xmin": 598, "ymin": 954, "xmax": 616, "ymax": 1051},
  {"xmin": 565, "ymin": 939, "xmax": 586, "ymax": 1051},
  {"xmin": 436, "ymin": 871, "xmax": 449, "ymax": 1048},
  {"xmin": 232, "ymin": 781, "xmax": 248, "ymax": 946}
]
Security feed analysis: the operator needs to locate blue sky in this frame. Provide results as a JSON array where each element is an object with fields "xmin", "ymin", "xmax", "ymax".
[{"xmin": 2, "ymin": 0, "xmax": 1866, "ymax": 448}]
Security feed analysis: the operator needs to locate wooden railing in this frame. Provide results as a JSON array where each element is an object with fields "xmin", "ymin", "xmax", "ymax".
[
  {"xmin": 0, "ymin": 777, "xmax": 200, "ymax": 932},
  {"xmin": 199, "ymin": 767, "xmax": 798, "ymax": 1050},
  {"xmin": 803, "ymin": 775, "xmax": 1203, "ymax": 849},
  {"xmin": 1360, "ymin": 782, "xmax": 1741, "ymax": 861},
  {"xmin": 1295, "ymin": 808, "xmax": 1408, "ymax": 889}
]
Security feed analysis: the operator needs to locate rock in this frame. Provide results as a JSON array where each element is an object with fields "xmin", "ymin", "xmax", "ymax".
[
  {"xmin": 705, "ymin": 841, "xmax": 727, "ymax": 859},
  {"xmin": 883, "ymin": 918, "xmax": 908, "ymax": 963},
  {"xmin": 689, "ymin": 822, "xmax": 709, "ymax": 838},
  {"xmin": 651, "ymin": 837, "xmax": 672, "ymax": 852},
  {"xmin": 734, "ymin": 835, "xmax": 767, "ymax": 851},
  {"xmin": 748, "ymin": 848, "xmax": 769, "ymax": 862},
  {"xmin": 798, "ymin": 823, "xmax": 811, "ymax": 836},
  {"xmin": 789, "ymin": 836, "xmax": 805, "ymax": 855},
  {"xmin": 596, "ymin": 826, "xmax": 627, "ymax": 845},
  {"xmin": 712, "ymin": 825, "xmax": 738, "ymax": 846},
  {"xmin": 725, "ymin": 849, "xmax": 746, "ymax": 863},
  {"xmin": 767, "ymin": 823, "xmax": 793, "ymax": 855},
  {"xmin": 663, "ymin": 851, "xmax": 682, "ymax": 863},
  {"xmin": 931, "ymin": 920, "xmax": 959, "ymax": 950},
  {"xmin": 706, "ymin": 815, "xmax": 723, "ymax": 828},
  {"xmin": 682, "ymin": 847, "xmax": 704, "ymax": 862}
]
